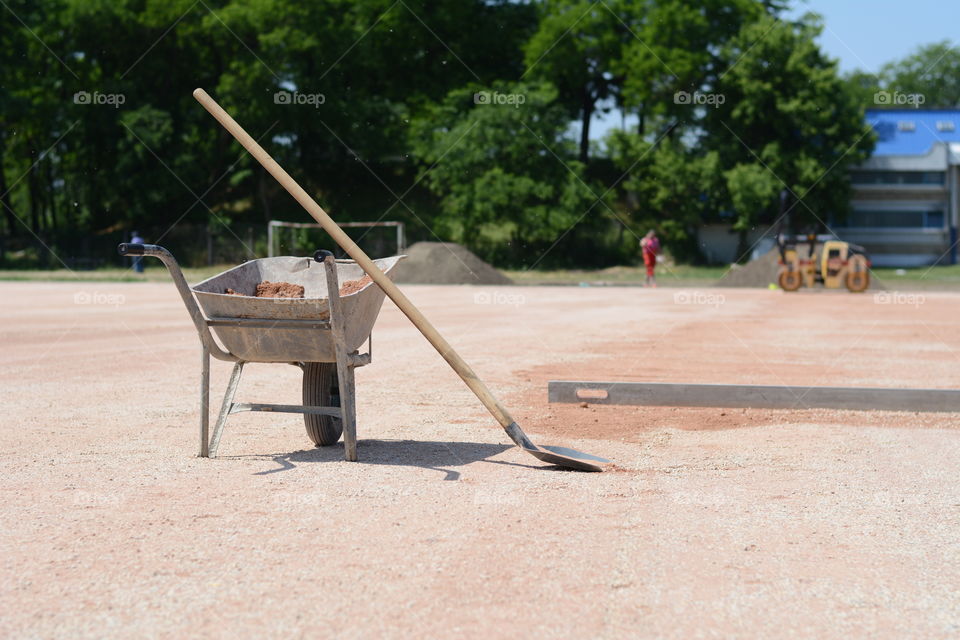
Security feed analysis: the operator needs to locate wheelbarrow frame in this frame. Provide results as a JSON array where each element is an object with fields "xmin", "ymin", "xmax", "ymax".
[{"xmin": 118, "ymin": 243, "xmax": 371, "ymax": 461}]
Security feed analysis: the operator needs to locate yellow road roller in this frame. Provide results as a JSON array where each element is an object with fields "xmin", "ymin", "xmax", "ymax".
[{"xmin": 777, "ymin": 234, "xmax": 871, "ymax": 293}]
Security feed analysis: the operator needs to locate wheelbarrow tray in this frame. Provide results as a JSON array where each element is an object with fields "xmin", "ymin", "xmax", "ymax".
[{"xmin": 192, "ymin": 255, "xmax": 403, "ymax": 363}]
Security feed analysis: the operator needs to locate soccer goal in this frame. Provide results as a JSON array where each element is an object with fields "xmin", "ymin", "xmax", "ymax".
[{"xmin": 267, "ymin": 220, "xmax": 406, "ymax": 258}]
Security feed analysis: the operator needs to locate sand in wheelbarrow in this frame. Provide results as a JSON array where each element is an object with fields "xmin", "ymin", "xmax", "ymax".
[
  {"xmin": 256, "ymin": 281, "xmax": 305, "ymax": 297},
  {"xmin": 716, "ymin": 246, "xmax": 884, "ymax": 289},
  {"xmin": 393, "ymin": 242, "xmax": 512, "ymax": 285},
  {"xmin": 225, "ymin": 281, "xmax": 305, "ymax": 297},
  {"xmin": 339, "ymin": 275, "xmax": 372, "ymax": 296}
]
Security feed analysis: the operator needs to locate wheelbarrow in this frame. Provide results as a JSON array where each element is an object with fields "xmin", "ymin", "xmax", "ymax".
[{"xmin": 117, "ymin": 243, "xmax": 404, "ymax": 460}]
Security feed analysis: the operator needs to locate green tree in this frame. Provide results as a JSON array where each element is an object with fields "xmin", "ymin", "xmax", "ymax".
[
  {"xmin": 843, "ymin": 69, "xmax": 883, "ymax": 110},
  {"xmin": 607, "ymin": 132, "xmax": 723, "ymax": 261},
  {"xmin": 410, "ymin": 82, "xmax": 597, "ymax": 266},
  {"xmin": 616, "ymin": 0, "xmax": 775, "ymax": 138},
  {"xmin": 523, "ymin": 1, "xmax": 628, "ymax": 163},
  {"xmin": 703, "ymin": 12, "xmax": 874, "ymax": 254},
  {"xmin": 880, "ymin": 40, "xmax": 960, "ymax": 107}
]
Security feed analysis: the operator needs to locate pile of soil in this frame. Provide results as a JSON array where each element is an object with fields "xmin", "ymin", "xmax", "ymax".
[
  {"xmin": 225, "ymin": 281, "xmax": 305, "ymax": 298},
  {"xmin": 716, "ymin": 246, "xmax": 805, "ymax": 288},
  {"xmin": 393, "ymin": 242, "xmax": 512, "ymax": 285},
  {"xmin": 339, "ymin": 275, "xmax": 372, "ymax": 296}
]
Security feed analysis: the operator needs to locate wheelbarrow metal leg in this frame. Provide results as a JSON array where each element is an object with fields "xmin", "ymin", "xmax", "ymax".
[
  {"xmin": 200, "ymin": 346, "xmax": 210, "ymax": 457},
  {"xmin": 339, "ymin": 360, "xmax": 358, "ymax": 461},
  {"xmin": 209, "ymin": 361, "xmax": 245, "ymax": 458},
  {"xmin": 323, "ymin": 257, "xmax": 358, "ymax": 461}
]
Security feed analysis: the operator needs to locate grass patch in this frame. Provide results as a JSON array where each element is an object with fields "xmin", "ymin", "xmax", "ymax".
[
  {"xmin": 4, "ymin": 262, "xmax": 960, "ymax": 289},
  {"xmin": 0, "ymin": 265, "xmax": 229, "ymax": 283},
  {"xmin": 872, "ymin": 265, "xmax": 960, "ymax": 283},
  {"xmin": 504, "ymin": 264, "xmax": 729, "ymax": 286}
]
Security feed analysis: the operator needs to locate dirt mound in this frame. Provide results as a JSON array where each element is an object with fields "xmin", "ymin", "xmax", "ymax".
[
  {"xmin": 393, "ymin": 242, "xmax": 512, "ymax": 285},
  {"xmin": 715, "ymin": 247, "xmax": 789, "ymax": 288}
]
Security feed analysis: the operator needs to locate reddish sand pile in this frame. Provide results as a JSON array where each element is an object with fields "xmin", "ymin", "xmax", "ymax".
[
  {"xmin": 256, "ymin": 281, "xmax": 305, "ymax": 298},
  {"xmin": 339, "ymin": 275, "xmax": 372, "ymax": 296},
  {"xmin": 225, "ymin": 281, "xmax": 305, "ymax": 298}
]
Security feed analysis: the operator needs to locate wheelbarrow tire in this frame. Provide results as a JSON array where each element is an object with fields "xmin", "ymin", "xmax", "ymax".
[{"xmin": 302, "ymin": 362, "xmax": 343, "ymax": 446}]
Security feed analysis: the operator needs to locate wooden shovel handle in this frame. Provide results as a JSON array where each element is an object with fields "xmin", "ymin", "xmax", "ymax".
[{"xmin": 193, "ymin": 88, "xmax": 516, "ymax": 429}]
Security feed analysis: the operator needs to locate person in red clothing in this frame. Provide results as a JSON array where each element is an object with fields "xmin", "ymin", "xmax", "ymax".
[{"xmin": 640, "ymin": 230, "xmax": 660, "ymax": 287}]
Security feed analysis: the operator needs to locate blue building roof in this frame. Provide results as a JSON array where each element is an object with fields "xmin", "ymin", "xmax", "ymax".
[{"xmin": 866, "ymin": 108, "xmax": 960, "ymax": 156}]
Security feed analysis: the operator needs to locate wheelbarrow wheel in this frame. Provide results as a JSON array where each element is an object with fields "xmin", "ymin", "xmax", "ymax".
[{"xmin": 302, "ymin": 362, "xmax": 343, "ymax": 446}]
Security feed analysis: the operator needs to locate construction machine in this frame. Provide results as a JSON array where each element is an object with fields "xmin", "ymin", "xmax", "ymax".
[{"xmin": 776, "ymin": 233, "xmax": 871, "ymax": 293}]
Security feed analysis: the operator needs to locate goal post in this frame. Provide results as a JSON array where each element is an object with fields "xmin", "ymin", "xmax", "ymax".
[{"xmin": 267, "ymin": 220, "xmax": 405, "ymax": 258}]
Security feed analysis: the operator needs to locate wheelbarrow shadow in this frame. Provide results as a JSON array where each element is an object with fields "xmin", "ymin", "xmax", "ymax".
[{"xmin": 244, "ymin": 439, "xmax": 531, "ymax": 480}]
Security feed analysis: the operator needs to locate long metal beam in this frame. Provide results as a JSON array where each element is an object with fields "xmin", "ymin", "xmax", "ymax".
[{"xmin": 548, "ymin": 381, "xmax": 960, "ymax": 413}]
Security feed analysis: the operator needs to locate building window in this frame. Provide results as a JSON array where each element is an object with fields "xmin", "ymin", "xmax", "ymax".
[
  {"xmin": 840, "ymin": 209, "xmax": 945, "ymax": 229},
  {"xmin": 937, "ymin": 120, "xmax": 956, "ymax": 132},
  {"xmin": 898, "ymin": 121, "xmax": 916, "ymax": 131},
  {"xmin": 850, "ymin": 171, "xmax": 945, "ymax": 185}
]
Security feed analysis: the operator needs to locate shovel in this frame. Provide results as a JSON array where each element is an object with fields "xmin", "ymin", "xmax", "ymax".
[{"xmin": 193, "ymin": 89, "xmax": 609, "ymax": 472}]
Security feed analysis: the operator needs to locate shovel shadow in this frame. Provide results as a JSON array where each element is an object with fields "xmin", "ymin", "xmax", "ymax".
[{"xmin": 244, "ymin": 439, "xmax": 524, "ymax": 480}]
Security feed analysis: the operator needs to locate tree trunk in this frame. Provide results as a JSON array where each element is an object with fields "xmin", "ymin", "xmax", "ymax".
[
  {"xmin": 0, "ymin": 139, "xmax": 17, "ymax": 238},
  {"xmin": 258, "ymin": 166, "xmax": 271, "ymax": 222},
  {"xmin": 45, "ymin": 158, "xmax": 57, "ymax": 233},
  {"xmin": 579, "ymin": 88, "xmax": 594, "ymax": 164},
  {"xmin": 638, "ymin": 105, "xmax": 645, "ymax": 137},
  {"xmin": 28, "ymin": 161, "xmax": 40, "ymax": 234},
  {"xmin": 735, "ymin": 227, "xmax": 750, "ymax": 264}
]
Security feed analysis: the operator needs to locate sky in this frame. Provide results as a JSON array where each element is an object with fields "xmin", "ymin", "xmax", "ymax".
[
  {"xmin": 589, "ymin": 0, "xmax": 960, "ymax": 140},
  {"xmin": 784, "ymin": 0, "xmax": 960, "ymax": 74}
]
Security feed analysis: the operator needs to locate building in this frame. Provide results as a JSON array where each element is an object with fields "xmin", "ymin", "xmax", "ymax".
[{"xmin": 839, "ymin": 108, "xmax": 960, "ymax": 266}]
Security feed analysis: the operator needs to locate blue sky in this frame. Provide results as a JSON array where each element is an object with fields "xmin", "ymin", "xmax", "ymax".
[{"xmin": 785, "ymin": 0, "xmax": 960, "ymax": 74}]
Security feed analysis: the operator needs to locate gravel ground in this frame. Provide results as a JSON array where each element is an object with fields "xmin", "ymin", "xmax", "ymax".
[{"xmin": 1, "ymin": 282, "xmax": 958, "ymax": 638}]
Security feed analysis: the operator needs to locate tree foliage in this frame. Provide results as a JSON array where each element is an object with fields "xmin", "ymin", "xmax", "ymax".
[
  {"xmin": 0, "ymin": 0, "xmax": 890, "ymax": 268},
  {"xmin": 410, "ymin": 82, "xmax": 598, "ymax": 266},
  {"xmin": 880, "ymin": 40, "xmax": 960, "ymax": 108}
]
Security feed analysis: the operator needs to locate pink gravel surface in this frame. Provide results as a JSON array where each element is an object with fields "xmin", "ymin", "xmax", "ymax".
[{"xmin": 1, "ymin": 282, "xmax": 958, "ymax": 638}]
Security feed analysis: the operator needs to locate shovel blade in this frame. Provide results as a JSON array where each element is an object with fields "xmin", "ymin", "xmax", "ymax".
[
  {"xmin": 503, "ymin": 421, "xmax": 610, "ymax": 471},
  {"xmin": 523, "ymin": 443, "xmax": 610, "ymax": 472}
]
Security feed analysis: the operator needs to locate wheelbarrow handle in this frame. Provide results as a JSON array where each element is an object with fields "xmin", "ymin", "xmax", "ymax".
[
  {"xmin": 118, "ymin": 242, "xmax": 167, "ymax": 257},
  {"xmin": 116, "ymin": 242, "xmax": 236, "ymax": 362},
  {"xmin": 118, "ymin": 243, "xmax": 144, "ymax": 256}
]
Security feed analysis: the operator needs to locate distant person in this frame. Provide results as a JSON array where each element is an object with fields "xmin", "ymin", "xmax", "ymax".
[
  {"xmin": 640, "ymin": 230, "xmax": 660, "ymax": 287},
  {"xmin": 130, "ymin": 230, "xmax": 145, "ymax": 273}
]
